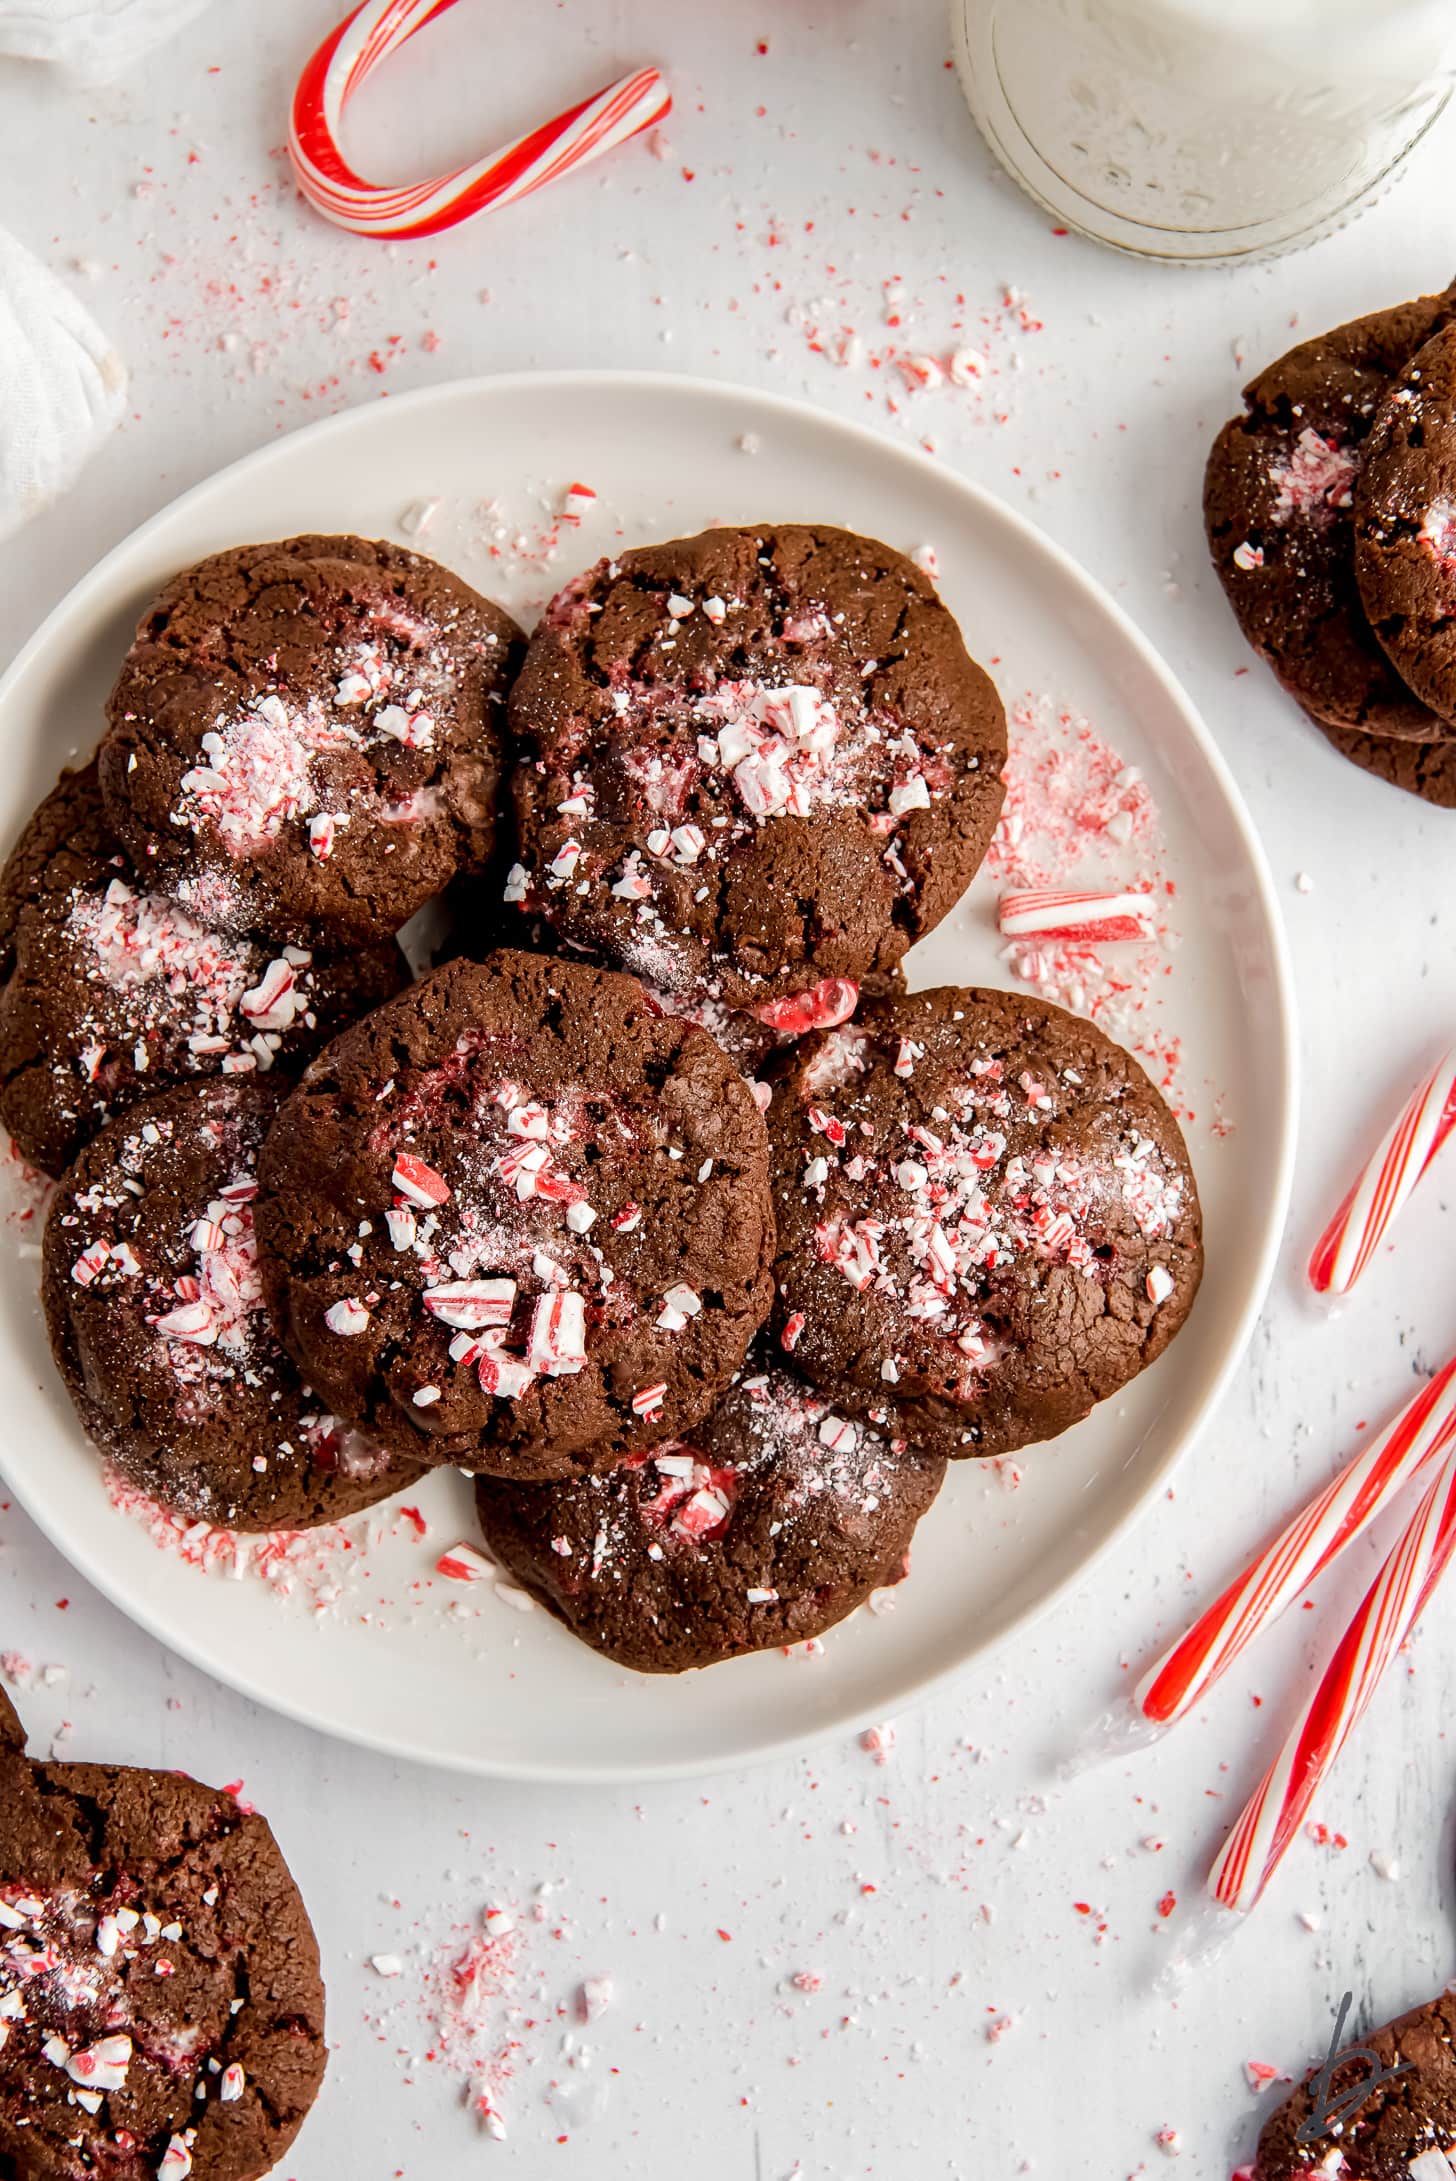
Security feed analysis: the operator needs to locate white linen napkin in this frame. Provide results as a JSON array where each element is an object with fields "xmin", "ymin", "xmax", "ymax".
[
  {"xmin": 0, "ymin": 0, "xmax": 210, "ymax": 82},
  {"xmin": 0, "ymin": 229, "xmax": 126, "ymax": 541}
]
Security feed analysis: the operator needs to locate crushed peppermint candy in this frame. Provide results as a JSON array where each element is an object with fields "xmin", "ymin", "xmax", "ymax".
[
  {"xmin": 789, "ymin": 1023, "xmax": 1187, "ymax": 1401},
  {"xmin": 1268, "ymin": 427, "xmax": 1359, "ymax": 526},
  {"xmin": 986, "ymin": 693, "xmax": 1181, "ymax": 1097},
  {"xmin": 65, "ymin": 876, "xmax": 320, "ymax": 1082},
  {"xmin": 0, "ymin": 1881, "xmax": 244, "ymax": 2162},
  {"xmin": 559, "ymin": 1361, "xmax": 916, "ymax": 1604},
  {"xmin": 173, "ymin": 613, "xmax": 454, "ymax": 861}
]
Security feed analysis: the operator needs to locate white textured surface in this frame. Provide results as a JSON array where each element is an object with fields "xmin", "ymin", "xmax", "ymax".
[{"xmin": 0, "ymin": 4, "xmax": 1454, "ymax": 2174}]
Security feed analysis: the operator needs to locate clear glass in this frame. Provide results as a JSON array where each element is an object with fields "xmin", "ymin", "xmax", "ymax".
[{"xmin": 951, "ymin": 0, "xmax": 1454, "ymax": 263}]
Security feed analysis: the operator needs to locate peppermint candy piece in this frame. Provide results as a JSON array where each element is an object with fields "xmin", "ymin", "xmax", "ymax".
[
  {"xmin": 324, "ymin": 1298, "xmax": 370, "ymax": 1336},
  {"xmin": 392, "ymin": 1160, "xmax": 449, "ymax": 1212},
  {"xmin": 997, "ymin": 888, "xmax": 1156, "ymax": 943},
  {"xmin": 239, "ymin": 955, "xmax": 306, "ymax": 1031},
  {"xmin": 754, "ymin": 978, "xmax": 859, "ymax": 1037},
  {"xmin": 655, "ymin": 1282, "xmax": 702, "ymax": 1332},
  {"xmin": 526, "ymin": 1291, "xmax": 587, "ymax": 1377},
  {"xmin": 66, "ymin": 2036, "xmax": 132, "ymax": 2091},
  {"xmin": 436, "ymin": 1542, "xmax": 493, "ymax": 1582},
  {"xmin": 153, "ymin": 1300, "xmax": 217, "ymax": 1345},
  {"xmin": 392, "ymin": 1152, "xmax": 450, "ymax": 1208},
  {"xmin": 423, "ymin": 1278, "xmax": 516, "ymax": 1331}
]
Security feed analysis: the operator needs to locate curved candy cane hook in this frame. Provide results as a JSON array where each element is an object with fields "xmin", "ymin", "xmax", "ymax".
[{"xmin": 289, "ymin": 0, "xmax": 670, "ymax": 240}]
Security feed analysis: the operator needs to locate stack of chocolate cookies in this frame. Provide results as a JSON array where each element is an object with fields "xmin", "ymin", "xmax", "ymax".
[
  {"xmin": 7, "ymin": 521, "xmax": 1203, "ymax": 1676},
  {"xmin": 1205, "ymin": 274, "xmax": 1456, "ymax": 804}
]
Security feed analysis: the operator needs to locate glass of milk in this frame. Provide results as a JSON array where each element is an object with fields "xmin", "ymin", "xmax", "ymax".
[{"xmin": 950, "ymin": 0, "xmax": 1454, "ymax": 261}]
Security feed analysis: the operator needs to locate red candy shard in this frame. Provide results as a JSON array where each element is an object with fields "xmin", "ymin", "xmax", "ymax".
[
  {"xmin": 753, "ymin": 978, "xmax": 859, "ymax": 1036},
  {"xmin": 392, "ymin": 1152, "xmax": 450, "ymax": 1207}
]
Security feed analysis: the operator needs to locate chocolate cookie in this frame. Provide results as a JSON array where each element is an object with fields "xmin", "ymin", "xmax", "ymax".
[
  {"xmin": 1355, "ymin": 322, "xmax": 1456, "ymax": 724},
  {"xmin": 1307, "ymin": 707, "xmax": 1456, "ymax": 807},
  {"xmin": 506, "ymin": 523, "xmax": 1006, "ymax": 1009},
  {"xmin": 99, "ymin": 535, "xmax": 524, "ymax": 944},
  {"xmin": 1205, "ymin": 280, "xmax": 1456, "ymax": 736},
  {"xmin": 0, "ymin": 1683, "xmax": 325, "ymax": 2181},
  {"xmin": 765, "ymin": 987, "xmax": 1202, "ymax": 1460},
  {"xmin": 1251, "ymin": 1987, "xmax": 1456, "ymax": 2179},
  {"xmin": 255, "ymin": 950, "xmax": 776, "ymax": 1480},
  {"xmin": 43, "ymin": 1078, "xmax": 421, "ymax": 1531},
  {"xmin": 0, "ymin": 762, "xmax": 407, "ymax": 1178},
  {"xmin": 474, "ymin": 1345, "xmax": 945, "ymax": 1671}
]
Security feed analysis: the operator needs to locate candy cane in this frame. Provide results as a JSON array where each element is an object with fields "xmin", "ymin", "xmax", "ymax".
[
  {"xmin": 1308, "ymin": 1045, "xmax": 1456, "ymax": 1296},
  {"xmin": 1136, "ymin": 1356, "xmax": 1456, "ymax": 1727},
  {"xmin": 997, "ymin": 888, "xmax": 1156, "ymax": 942},
  {"xmin": 289, "ymin": 0, "xmax": 670, "ymax": 240},
  {"xmin": 1207, "ymin": 1436, "xmax": 1456, "ymax": 1914}
]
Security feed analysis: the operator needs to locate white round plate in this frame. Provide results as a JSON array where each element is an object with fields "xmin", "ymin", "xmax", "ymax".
[{"xmin": 0, "ymin": 373, "xmax": 1296, "ymax": 1781}]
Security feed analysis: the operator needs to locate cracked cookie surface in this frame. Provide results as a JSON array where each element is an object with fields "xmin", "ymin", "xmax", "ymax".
[
  {"xmin": 42, "ymin": 1078, "xmax": 423, "ymax": 1531},
  {"xmin": 765, "ymin": 987, "xmax": 1202, "ymax": 1461},
  {"xmin": 255, "ymin": 950, "xmax": 776, "ymax": 1480},
  {"xmin": 474, "ymin": 1343, "xmax": 944, "ymax": 1671},
  {"xmin": 1252, "ymin": 1986, "xmax": 1456, "ymax": 2179},
  {"xmin": 99, "ymin": 534, "xmax": 523, "ymax": 945},
  {"xmin": 506, "ymin": 523, "xmax": 1006, "ymax": 1010},
  {"xmin": 0, "ymin": 762, "xmax": 406, "ymax": 1178},
  {"xmin": 1355, "ymin": 321, "xmax": 1456, "ymax": 727},
  {"xmin": 0, "ymin": 1685, "xmax": 325, "ymax": 2181}
]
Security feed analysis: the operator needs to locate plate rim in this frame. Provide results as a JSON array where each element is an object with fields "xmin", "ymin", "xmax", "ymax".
[{"xmin": 0, "ymin": 368, "xmax": 1300, "ymax": 1783}]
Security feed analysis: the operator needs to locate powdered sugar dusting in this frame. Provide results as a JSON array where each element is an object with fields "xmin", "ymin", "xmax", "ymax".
[
  {"xmin": 558, "ymin": 1359, "xmax": 914, "ymax": 1592},
  {"xmin": 797, "ymin": 1053, "xmax": 1185, "ymax": 1396}
]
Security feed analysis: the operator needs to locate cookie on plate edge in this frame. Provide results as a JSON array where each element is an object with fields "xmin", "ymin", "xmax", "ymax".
[
  {"xmin": 1204, "ymin": 278, "xmax": 1456, "ymax": 738},
  {"xmin": 765, "ymin": 986, "xmax": 1202, "ymax": 1460},
  {"xmin": 474, "ymin": 1343, "xmax": 946, "ymax": 1671}
]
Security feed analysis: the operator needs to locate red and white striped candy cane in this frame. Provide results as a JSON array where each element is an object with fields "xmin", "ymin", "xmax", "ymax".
[
  {"xmin": 1137, "ymin": 1355, "xmax": 1456, "ymax": 1727},
  {"xmin": 1207, "ymin": 1435, "xmax": 1456, "ymax": 1914},
  {"xmin": 289, "ymin": 0, "xmax": 670, "ymax": 240},
  {"xmin": 997, "ymin": 888, "xmax": 1156, "ymax": 943},
  {"xmin": 1308, "ymin": 1045, "xmax": 1456, "ymax": 1296}
]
